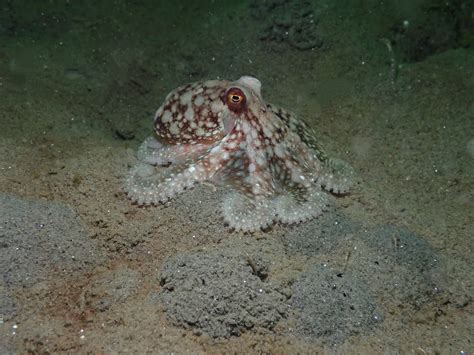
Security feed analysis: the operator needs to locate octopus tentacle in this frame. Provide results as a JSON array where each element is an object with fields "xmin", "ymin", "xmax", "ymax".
[
  {"xmin": 267, "ymin": 103, "xmax": 330, "ymax": 164},
  {"xmin": 125, "ymin": 162, "xmax": 202, "ymax": 205},
  {"xmin": 319, "ymin": 157, "xmax": 355, "ymax": 194},
  {"xmin": 138, "ymin": 136, "xmax": 214, "ymax": 166},
  {"xmin": 269, "ymin": 142, "xmax": 328, "ymax": 224},
  {"xmin": 222, "ymin": 192, "xmax": 275, "ymax": 232},
  {"xmin": 268, "ymin": 103, "xmax": 354, "ymax": 194},
  {"xmin": 244, "ymin": 131, "xmax": 276, "ymax": 197},
  {"xmin": 273, "ymin": 188, "xmax": 328, "ymax": 224},
  {"xmin": 125, "ymin": 137, "xmax": 215, "ymax": 204}
]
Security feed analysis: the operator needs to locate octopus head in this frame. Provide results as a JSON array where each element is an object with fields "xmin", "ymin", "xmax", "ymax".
[{"xmin": 152, "ymin": 76, "xmax": 266, "ymax": 146}]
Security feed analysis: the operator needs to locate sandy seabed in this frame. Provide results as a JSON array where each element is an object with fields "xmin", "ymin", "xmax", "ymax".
[{"xmin": 0, "ymin": 1, "xmax": 473, "ymax": 353}]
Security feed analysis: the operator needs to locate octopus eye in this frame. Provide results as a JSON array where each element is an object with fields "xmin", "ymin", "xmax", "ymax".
[
  {"xmin": 229, "ymin": 93, "xmax": 243, "ymax": 103},
  {"xmin": 224, "ymin": 87, "xmax": 247, "ymax": 113}
]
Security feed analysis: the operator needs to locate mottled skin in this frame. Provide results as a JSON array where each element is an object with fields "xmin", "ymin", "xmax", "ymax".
[{"xmin": 125, "ymin": 76, "xmax": 354, "ymax": 231}]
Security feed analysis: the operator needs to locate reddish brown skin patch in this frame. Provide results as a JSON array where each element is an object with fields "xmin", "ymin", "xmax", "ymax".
[
  {"xmin": 153, "ymin": 84, "xmax": 227, "ymax": 145},
  {"xmin": 223, "ymin": 87, "xmax": 247, "ymax": 114}
]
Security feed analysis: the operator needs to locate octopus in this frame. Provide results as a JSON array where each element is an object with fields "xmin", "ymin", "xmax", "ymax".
[{"xmin": 125, "ymin": 76, "xmax": 354, "ymax": 231}]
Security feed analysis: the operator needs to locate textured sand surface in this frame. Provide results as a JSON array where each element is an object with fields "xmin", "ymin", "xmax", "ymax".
[{"xmin": 0, "ymin": 1, "xmax": 473, "ymax": 353}]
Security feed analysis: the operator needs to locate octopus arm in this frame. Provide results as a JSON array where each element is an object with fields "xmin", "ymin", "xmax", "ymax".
[
  {"xmin": 267, "ymin": 103, "xmax": 330, "ymax": 163},
  {"xmin": 270, "ymin": 141, "xmax": 328, "ymax": 224},
  {"xmin": 220, "ymin": 120, "xmax": 327, "ymax": 231},
  {"xmin": 318, "ymin": 157, "xmax": 354, "ymax": 194},
  {"xmin": 245, "ymin": 137, "xmax": 276, "ymax": 197},
  {"xmin": 124, "ymin": 137, "xmax": 215, "ymax": 205},
  {"xmin": 202, "ymin": 129, "xmax": 276, "ymax": 231},
  {"xmin": 222, "ymin": 193, "xmax": 276, "ymax": 232},
  {"xmin": 138, "ymin": 136, "xmax": 215, "ymax": 166},
  {"xmin": 268, "ymin": 103, "xmax": 355, "ymax": 194},
  {"xmin": 124, "ymin": 162, "xmax": 198, "ymax": 205}
]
